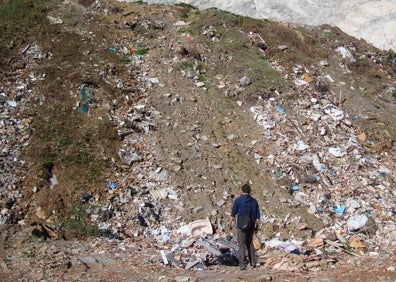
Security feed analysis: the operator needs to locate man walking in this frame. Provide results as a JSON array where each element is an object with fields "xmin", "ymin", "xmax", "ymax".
[{"xmin": 228, "ymin": 183, "xmax": 260, "ymax": 270}]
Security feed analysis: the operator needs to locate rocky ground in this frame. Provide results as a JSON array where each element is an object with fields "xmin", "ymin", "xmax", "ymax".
[{"xmin": 0, "ymin": 0, "xmax": 395, "ymax": 281}]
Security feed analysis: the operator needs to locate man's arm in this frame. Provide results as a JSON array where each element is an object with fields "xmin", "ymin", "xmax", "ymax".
[
  {"xmin": 228, "ymin": 216, "xmax": 235, "ymax": 229},
  {"xmin": 229, "ymin": 199, "xmax": 239, "ymax": 229},
  {"xmin": 255, "ymin": 218, "xmax": 260, "ymax": 230},
  {"xmin": 254, "ymin": 199, "xmax": 260, "ymax": 230}
]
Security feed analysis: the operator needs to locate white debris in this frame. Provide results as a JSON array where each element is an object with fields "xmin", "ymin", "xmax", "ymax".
[
  {"xmin": 347, "ymin": 214, "xmax": 369, "ymax": 231},
  {"xmin": 335, "ymin": 46, "xmax": 356, "ymax": 63}
]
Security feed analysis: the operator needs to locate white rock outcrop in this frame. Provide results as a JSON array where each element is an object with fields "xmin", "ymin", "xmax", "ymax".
[{"xmin": 120, "ymin": 0, "xmax": 395, "ymax": 51}]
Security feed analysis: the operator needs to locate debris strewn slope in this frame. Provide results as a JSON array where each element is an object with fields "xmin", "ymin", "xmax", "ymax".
[{"xmin": 0, "ymin": 1, "xmax": 395, "ymax": 281}]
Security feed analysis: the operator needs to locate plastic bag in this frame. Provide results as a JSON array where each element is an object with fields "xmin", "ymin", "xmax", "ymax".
[
  {"xmin": 253, "ymin": 233, "xmax": 262, "ymax": 250},
  {"xmin": 218, "ymin": 253, "xmax": 239, "ymax": 266}
]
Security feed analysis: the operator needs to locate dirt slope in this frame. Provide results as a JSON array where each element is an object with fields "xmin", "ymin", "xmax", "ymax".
[{"xmin": 0, "ymin": 0, "xmax": 395, "ymax": 281}]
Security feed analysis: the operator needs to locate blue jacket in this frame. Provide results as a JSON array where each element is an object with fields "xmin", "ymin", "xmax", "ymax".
[{"xmin": 231, "ymin": 194, "xmax": 260, "ymax": 229}]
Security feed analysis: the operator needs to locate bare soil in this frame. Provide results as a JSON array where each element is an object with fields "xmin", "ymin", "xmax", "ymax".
[{"xmin": 0, "ymin": 0, "xmax": 395, "ymax": 281}]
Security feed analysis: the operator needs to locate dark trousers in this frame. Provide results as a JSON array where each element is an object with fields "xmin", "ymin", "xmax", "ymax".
[{"xmin": 237, "ymin": 228, "xmax": 256, "ymax": 267}]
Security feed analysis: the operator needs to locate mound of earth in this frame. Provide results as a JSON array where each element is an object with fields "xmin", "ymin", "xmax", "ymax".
[{"xmin": 0, "ymin": 0, "xmax": 395, "ymax": 281}]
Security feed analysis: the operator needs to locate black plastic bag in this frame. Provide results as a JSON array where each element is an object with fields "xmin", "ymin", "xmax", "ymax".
[{"xmin": 218, "ymin": 253, "xmax": 239, "ymax": 266}]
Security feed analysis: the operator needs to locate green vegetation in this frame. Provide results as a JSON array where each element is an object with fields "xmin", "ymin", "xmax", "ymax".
[
  {"xmin": 175, "ymin": 60, "xmax": 206, "ymax": 84},
  {"xmin": 0, "ymin": 0, "xmax": 54, "ymax": 41},
  {"xmin": 183, "ymin": 9, "xmax": 286, "ymax": 92},
  {"xmin": 22, "ymin": 250, "xmax": 33, "ymax": 258},
  {"xmin": 32, "ymin": 91, "xmax": 115, "ymax": 184},
  {"xmin": 121, "ymin": 55, "xmax": 131, "ymax": 64},
  {"xmin": 136, "ymin": 46, "xmax": 148, "ymax": 55},
  {"xmin": 176, "ymin": 27, "xmax": 192, "ymax": 34},
  {"xmin": 176, "ymin": 61, "xmax": 194, "ymax": 71},
  {"xmin": 175, "ymin": 3, "xmax": 198, "ymax": 10},
  {"xmin": 60, "ymin": 205, "xmax": 103, "ymax": 237},
  {"xmin": 0, "ymin": 1, "xmax": 299, "ymax": 229},
  {"xmin": 175, "ymin": 3, "xmax": 198, "ymax": 19},
  {"xmin": 387, "ymin": 49, "xmax": 396, "ymax": 63},
  {"xmin": 211, "ymin": 28, "xmax": 284, "ymax": 90}
]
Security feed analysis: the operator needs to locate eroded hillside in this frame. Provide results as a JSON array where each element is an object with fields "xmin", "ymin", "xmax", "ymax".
[{"xmin": 0, "ymin": 0, "xmax": 395, "ymax": 281}]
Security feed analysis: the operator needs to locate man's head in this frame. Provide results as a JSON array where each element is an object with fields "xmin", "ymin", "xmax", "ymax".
[{"xmin": 241, "ymin": 183, "xmax": 251, "ymax": 194}]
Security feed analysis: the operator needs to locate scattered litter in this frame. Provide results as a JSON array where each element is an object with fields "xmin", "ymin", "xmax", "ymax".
[
  {"xmin": 2, "ymin": 4, "xmax": 395, "ymax": 278},
  {"xmin": 177, "ymin": 218, "xmax": 213, "ymax": 237},
  {"xmin": 335, "ymin": 46, "xmax": 356, "ymax": 62},
  {"xmin": 278, "ymin": 44, "xmax": 288, "ymax": 51},
  {"xmin": 195, "ymin": 81, "xmax": 205, "ymax": 87},
  {"xmin": 47, "ymin": 15, "xmax": 63, "ymax": 25},
  {"xmin": 150, "ymin": 188, "xmax": 168, "ymax": 200},
  {"xmin": 324, "ymin": 106, "xmax": 345, "ymax": 121},
  {"xmin": 328, "ymin": 147, "xmax": 347, "ymax": 158},
  {"xmin": 347, "ymin": 214, "xmax": 368, "ymax": 231},
  {"xmin": 80, "ymin": 193, "xmax": 92, "ymax": 202},
  {"xmin": 266, "ymin": 238, "xmax": 301, "ymax": 255},
  {"xmin": 334, "ymin": 205, "xmax": 346, "ymax": 214},
  {"xmin": 108, "ymin": 182, "xmax": 116, "ymax": 190},
  {"xmin": 291, "ymin": 185, "xmax": 299, "ymax": 192},
  {"xmin": 78, "ymin": 87, "xmax": 95, "ymax": 113},
  {"xmin": 185, "ymin": 260, "xmax": 200, "ymax": 269},
  {"xmin": 49, "ymin": 174, "xmax": 58, "ymax": 190},
  {"xmin": 119, "ymin": 151, "xmax": 142, "ymax": 166},
  {"xmin": 7, "ymin": 100, "xmax": 17, "ymax": 107},
  {"xmin": 294, "ymin": 140, "xmax": 308, "ymax": 151},
  {"xmin": 275, "ymin": 105, "xmax": 285, "ymax": 114},
  {"xmin": 31, "ymin": 223, "xmax": 58, "ymax": 240},
  {"xmin": 174, "ymin": 20, "xmax": 189, "ymax": 26},
  {"xmin": 160, "ymin": 250, "xmax": 169, "ymax": 265},
  {"xmin": 320, "ymin": 60, "xmax": 329, "ymax": 67}
]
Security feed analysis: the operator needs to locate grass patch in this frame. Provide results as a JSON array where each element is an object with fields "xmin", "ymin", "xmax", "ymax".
[
  {"xmin": 210, "ymin": 27, "xmax": 284, "ymax": 90},
  {"xmin": 176, "ymin": 61, "xmax": 194, "ymax": 71},
  {"xmin": 60, "ymin": 204, "xmax": 102, "ymax": 237},
  {"xmin": 175, "ymin": 3, "xmax": 197, "ymax": 10},
  {"xmin": 30, "ymin": 88, "xmax": 116, "ymax": 184},
  {"xmin": 121, "ymin": 55, "xmax": 131, "ymax": 64},
  {"xmin": 184, "ymin": 9, "xmax": 286, "ymax": 92},
  {"xmin": 387, "ymin": 49, "xmax": 396, "ymax": 64},
  {"xmin": 11, "ymin": 0, "xmax": 124, "ymax": 225},
  {"xmin": 175, "ymin": 2, "xmax": 198, "ymax": 20},
  {"xmin": 136, "ymin": 46, "xmax": 148, "ymax": 55},
  {"xmin": 21, "ymin": 250, "xmax": 33, "ymax": 258},
  {"xmin": 176, "ymin": 27, "xmax": 192, "ymax": 34},
  {"xmin": 0, "ymin": 0, "xmax": 55, "ymax": 41}
]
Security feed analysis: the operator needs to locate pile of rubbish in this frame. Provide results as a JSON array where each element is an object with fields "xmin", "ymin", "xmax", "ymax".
[
  {"xmin": 0, "ymin": 42, "xmax": 50, "ymax": 224},
  {"xmin": 246, "ymin": 38, "xmax": 396, "ymax": 257},
  {"xmin": 1, "ymin": 2, "xmax": 395, "ymax": 279}
]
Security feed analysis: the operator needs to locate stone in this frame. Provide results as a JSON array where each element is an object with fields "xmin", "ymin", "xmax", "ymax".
[
  {"xmin": 47, "ymin": 16, "xmax": 64, "ymax": 25},
  {"xmin": 216, "ymin": 199, "xmax": 226, "ymax": 207},
  {"xmin": 240, "ymin": 76, "xmax": 251, "ymax": 86},
  {"xmin": 278, "ymin": 45, "xmax": 288, "ymax": 51},
  {"xmin": 120, "ymin": 151, "xmax": 142, "ymax": 165},
  {"xmin": 193, "ymin": 206, "xmax": 204, "ymax": 213}
]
